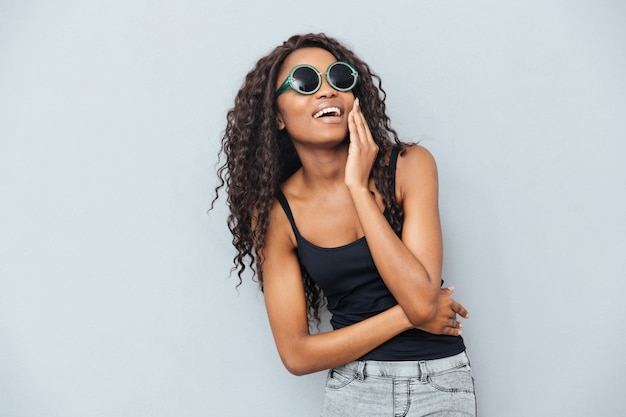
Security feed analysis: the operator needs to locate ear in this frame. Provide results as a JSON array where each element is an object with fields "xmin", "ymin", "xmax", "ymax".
[{"xmin": 276, "ymin": 112, "xmax": 285, "ymax": 130}]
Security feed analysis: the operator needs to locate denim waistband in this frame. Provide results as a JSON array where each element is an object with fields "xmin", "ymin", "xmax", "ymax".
[{"xmin": 333, "ymin": 351, "xmax": 470, "ymax": 382}]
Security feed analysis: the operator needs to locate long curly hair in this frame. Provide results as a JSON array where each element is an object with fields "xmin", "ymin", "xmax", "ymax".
[{"xmin": 214, "ymin": 33, "xmax": 406, "ymax": 324}]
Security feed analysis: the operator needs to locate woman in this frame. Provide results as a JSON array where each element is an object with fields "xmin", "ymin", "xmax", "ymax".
[{"xmin": 215, "ymin": 33, "xmax": 476, "ymax": 416}]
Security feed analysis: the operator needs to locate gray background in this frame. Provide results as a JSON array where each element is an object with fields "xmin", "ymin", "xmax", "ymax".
[{"xmin": 1, "ymin": 0, "xmax": 625, "ymax": 416}]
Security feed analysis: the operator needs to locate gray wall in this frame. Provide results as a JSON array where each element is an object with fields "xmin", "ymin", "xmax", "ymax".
[{"xmin": 1, "ymin": 1, "xmax": 624, "ymax": 416}]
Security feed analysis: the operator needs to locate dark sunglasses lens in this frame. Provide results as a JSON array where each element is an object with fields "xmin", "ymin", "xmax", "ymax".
[
  {"xmin": 292, "ymin": 66, "xmax": 320, "ymax": 93},
  {"xmin": 329, "ymin": 63, "xmax": 356, "ymax": 90}
]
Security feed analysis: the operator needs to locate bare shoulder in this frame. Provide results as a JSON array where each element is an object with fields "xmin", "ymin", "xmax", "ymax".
[
  {"xmin": 398, "ymin": 144, "xmax": 437, "ymax": 170},
  {"xmin": 396, "ymin": 145, "xmax": 438, "ymax": 199}
]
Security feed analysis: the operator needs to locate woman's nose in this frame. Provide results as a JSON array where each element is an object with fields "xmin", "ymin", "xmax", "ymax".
[{"xmin": 316, "ymin": 75, "xmax": 337, "ymax": 98}]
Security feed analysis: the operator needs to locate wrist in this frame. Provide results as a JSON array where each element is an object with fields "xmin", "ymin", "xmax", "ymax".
[
  {"xmin": 347, "ymin": 185, "xmax": 373, "ymax": 200},
  {"xmin": 391, "ymin": 305, "xmax": 414, "ymax": 331}
]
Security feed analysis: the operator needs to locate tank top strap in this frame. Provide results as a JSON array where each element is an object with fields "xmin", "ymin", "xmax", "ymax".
[
  {"xmin": 276, "ymin": 191, "xmax": 301, "ymax": 239},
  {"xmin": 388, "ymin": 146, "xmax": 400, "ymax": 189}
]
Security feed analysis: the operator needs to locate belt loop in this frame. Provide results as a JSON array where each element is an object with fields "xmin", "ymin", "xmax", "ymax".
[
  {"xmin": 419, "ymin": 361, "xmax": 428, "ymax": 383},
  {"xmin": 355, "ymin": 361, "xmax": 366, "ymax": 381}
]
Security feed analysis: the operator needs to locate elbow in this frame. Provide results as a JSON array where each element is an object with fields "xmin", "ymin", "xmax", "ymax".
[
  {"xmin": 281, "ymin": 354, "xmax": 313, "ymax": 376},
  {"xmin": 278, "ymin": 346, "xmax": 316, "ymax": 376},
  {"xmin": 284, "ymin": 363, "xmax": 309, "ymax": 377},
  {"xmin": 275, "ymin": 334, "xmax": 320, "ymax": 376},
  {"xmin": 406, "ymin": 303, "xmax": 437, "ymax": 327},
  {"xmin": 403, "ymin": 283, "xmax": 440, "ymax": 327}
]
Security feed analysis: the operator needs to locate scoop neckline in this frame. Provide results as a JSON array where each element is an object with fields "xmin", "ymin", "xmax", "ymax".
[{"xmin": 297, "ymin": 234, "xmax": 367, "ymax": 251}]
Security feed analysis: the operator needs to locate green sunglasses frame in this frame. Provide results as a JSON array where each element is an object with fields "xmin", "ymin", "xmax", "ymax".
[{"xmin": 275, "ymin": 61, "xmax": 359, "ymax": 98}]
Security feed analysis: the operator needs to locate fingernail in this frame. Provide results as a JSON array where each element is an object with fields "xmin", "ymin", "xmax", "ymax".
[{"xmin": 355, "ymin": 97, "xmax": 360, "ymax": 107}]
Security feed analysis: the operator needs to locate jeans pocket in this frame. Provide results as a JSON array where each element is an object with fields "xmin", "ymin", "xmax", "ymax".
[
  {"xmin": 427, "ymin": 364, "xmax": 475, "ymax": 394},
  {"xmin": 326, "ymin": 368, "xmax": 357, "ymax": 390}
]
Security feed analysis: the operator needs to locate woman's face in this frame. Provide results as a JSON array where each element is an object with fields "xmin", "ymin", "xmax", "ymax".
[{"xmin": 275, "ymin": 47, "xmax": 355, "ymax": 146}]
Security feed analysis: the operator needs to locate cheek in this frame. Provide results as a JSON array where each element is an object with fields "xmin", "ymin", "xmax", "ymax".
[
  {"xmin": 277, "ymin": 102, "xmax": 310, "ymax": 129},
  {"xmin": 282, "ymin": 115, "xmax": 311, "ymax": 139},
  {"xmin": 283, "ymin": 112, "xmax": 310, "ymax": 127}
]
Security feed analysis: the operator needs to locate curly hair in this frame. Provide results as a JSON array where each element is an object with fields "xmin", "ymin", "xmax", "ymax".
[{"xmin": 214, "ymin": 33, "xmax": 406, "ymax": 324}]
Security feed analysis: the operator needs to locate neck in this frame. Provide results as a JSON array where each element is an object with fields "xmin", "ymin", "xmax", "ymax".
[{"xmin": 294, "ymin": 142, "xmax": 349, "ymax": 191}]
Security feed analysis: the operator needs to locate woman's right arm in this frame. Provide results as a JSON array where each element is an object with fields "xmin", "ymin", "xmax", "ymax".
[{"xmin": 261, "ymin": 200, "xmax": 413, "ymax": 376}]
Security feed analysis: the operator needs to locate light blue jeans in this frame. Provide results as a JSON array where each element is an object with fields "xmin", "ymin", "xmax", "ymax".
[{"xmin": 321, "ymin": 351, "xmax": 476, "ymax": 417}]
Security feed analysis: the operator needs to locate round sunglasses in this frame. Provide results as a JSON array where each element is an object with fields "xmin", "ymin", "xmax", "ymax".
[{"xmin": 275, "ymin": 61, "xmax": 359, "ymax": 98}]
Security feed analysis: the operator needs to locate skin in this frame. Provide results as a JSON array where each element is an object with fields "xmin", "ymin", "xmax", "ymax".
[{"xmin": 264, "ymin": 47, "xmax": 468, "ymax": 376}]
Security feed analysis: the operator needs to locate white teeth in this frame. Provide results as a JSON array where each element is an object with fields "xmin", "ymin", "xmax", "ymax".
[{"xmin": 313, "ymin": 107, "xmax": 341, "ymax": 119}]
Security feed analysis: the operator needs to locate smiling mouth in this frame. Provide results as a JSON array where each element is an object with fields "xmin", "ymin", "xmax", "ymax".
[{"xmin": 313, "ymin": 107, "xmax": 342, "ymax": 119}]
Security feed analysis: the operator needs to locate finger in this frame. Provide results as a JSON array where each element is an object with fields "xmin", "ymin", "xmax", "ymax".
[
  {"xmin": 353, "ymin": 99, "xmax": 375, "ymax": 146},
  {"xmin": 440, "ymin": 286, "xmax": 453, "ymax": 295},
  {"xmin": 355, "ymin": 112, "xmax": 373, "ymax": 144},
  {"xmin": 348, "ymin": 103, "xmax": 368, "ymax": 149},
  {"xmin": 443, "ymin": 326, "xmax": 461, "ymax": 337},
  {"xmin": 348, "ymin": 104, "xmax": 357, "ymax": 138},
  {"xmin": 351, "ymin": 99, "xmax": 368, "ymax": 145},
  {"xmin": 447, "ymin": 317, "xmax": 459, "ymax": 328},
  {"xmin": 451, "ymin": 301, "xmax": 469, "ymax": 318}
]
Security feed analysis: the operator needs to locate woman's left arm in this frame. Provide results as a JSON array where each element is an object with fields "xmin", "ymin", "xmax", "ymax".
[{"xmin": 346, "ymin": 99, "xmax": 445, "ymax": 327}]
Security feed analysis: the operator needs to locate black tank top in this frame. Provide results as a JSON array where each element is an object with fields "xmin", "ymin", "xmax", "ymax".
[{"xmin": 276, "ymin": 147, "xmax": 465, "ymax": 360}]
